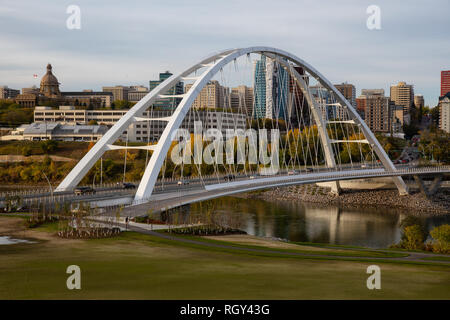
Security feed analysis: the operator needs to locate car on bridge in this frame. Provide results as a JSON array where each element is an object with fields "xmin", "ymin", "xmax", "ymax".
[
  {"xmin": 177, "ymin": 180, "xmax": 189, "ymax": 186},
  {"xmin": 74, "ymin": 186, "xmax": 96, "ymax": 196},
  {"xmin": 224, "ymin": 174, "xmax": 236, "ymax": 181},
  {"xmin": 122, "ymin": 183, "xmax": 136, "ymax": 189}
]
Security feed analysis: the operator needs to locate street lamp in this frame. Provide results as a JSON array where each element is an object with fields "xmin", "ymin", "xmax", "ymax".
[{"xmin": 42, "ymin": 171, "xmax": 53, "ymax": 204}]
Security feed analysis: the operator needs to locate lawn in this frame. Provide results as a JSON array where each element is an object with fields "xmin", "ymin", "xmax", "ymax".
[{"xmin": 0, "ymin": 221, "xmax": 449, "ymax": 299}]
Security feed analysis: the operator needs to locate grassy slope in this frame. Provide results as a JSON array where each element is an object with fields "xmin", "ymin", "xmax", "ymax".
[{"xmin": 0, "ymin": 225, "xmax": 449, "ymax": 300}]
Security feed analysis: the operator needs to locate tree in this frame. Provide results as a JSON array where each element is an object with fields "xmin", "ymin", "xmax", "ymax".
[
  {"xmin": 88, "ymin": 119, "xmax": 98, "ymax": 125},
  {"xmin": 21, "ymin": 145, "xmax": 32, "ymax": 156},
  {"xmin": 430, "ymin": 224, "xmax": 450, "ymax": 253},
  {"xmin": 430, "ymin": 106, "xmax": 440, "ymax": 126},
  {"xmin": 0, "ymin": 108, "xmax": 34, "ymax": 126},
  {"xmin": 402, "ymin": 225, "xmax": 425, "ymax": 250},
  {"xmin": 400, "ymin": 216, "xmax": 427, "ymax": 239},
  {"xmin": 114, "ymin": 100, "xmax": 133, "ymax": 110},
  {"xmin": 419, "ymin": 129, "xmax": 450, "ymax": 163},
  {"xmin": 40, "ymin": 140, "xmax": 58, "ymax": 154},
  {"xmin": 403, "ymin": 123, "xmax": 419, "ymax": 139}
]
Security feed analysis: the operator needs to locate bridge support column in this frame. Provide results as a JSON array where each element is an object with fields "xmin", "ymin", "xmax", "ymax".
[
  {"xmin": 329, "ymin": 181, "xmax": 341, "ymax": 195},
  {"xmin": 429, "ymin": 174, "xmax": 443, "ymax": 195},
  {"xmin": 413, "ymin": 174, "xmax": 443, "ymax": 197}
]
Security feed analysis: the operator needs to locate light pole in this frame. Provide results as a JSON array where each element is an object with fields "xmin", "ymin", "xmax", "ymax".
[
  {"xmin": 100, "ymin": 157, "xmax": 103, "ymax": 187},
  {"xmin": 42, "ymin": 171, "xmax": 53, "ymax": 207}
]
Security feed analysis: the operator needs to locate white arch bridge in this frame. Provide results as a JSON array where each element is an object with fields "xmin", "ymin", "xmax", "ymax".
[{"xmin": 51, "ymin": 47, "xmax": 448, "ymax": 212}]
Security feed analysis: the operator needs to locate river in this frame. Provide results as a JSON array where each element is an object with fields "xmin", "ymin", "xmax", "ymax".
[{"xmin": 188, "ymin": 197, "xmax": 450, "ymax": 248}]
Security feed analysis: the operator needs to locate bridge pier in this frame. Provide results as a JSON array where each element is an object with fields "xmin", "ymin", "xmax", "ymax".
[
  {"xmin": 329, "ymin": 181, "xmax": 341, "ymax": 195},
  {"xmin": 413, "ymin": 174, "xmax": 443, "ymax": 197}
]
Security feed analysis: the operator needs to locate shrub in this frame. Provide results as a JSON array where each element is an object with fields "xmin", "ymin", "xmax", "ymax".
[
  {"xmin": 400, "ymin": 216, "xmax": 427, "ymax": 240},
  {"xmin": 430, "ymin": 224, "xmax": 450, "ymax": 254},
  {"xmin": 401, "ymin": 225, "xmax": 425, "ymax": 250},
  {"xmin": 21, "ymin": 145, "xmax": 32, "ymax": 156},
  {"xmin": 40, "ymin": 140, "xmax": 58, "ymax": 154}
]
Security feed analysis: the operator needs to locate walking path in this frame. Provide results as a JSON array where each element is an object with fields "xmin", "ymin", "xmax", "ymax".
[{"xmin": 111, "ymin": 220, "xmax": 450, "ymax": 265}]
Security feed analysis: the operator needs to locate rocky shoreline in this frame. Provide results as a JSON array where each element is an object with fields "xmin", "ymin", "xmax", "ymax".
[{"xmin": 243, "ymin": 185, "xmax": 450, "ymax": 216}]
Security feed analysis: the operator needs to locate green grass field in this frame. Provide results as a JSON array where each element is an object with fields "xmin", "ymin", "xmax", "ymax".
[{"xmin": 0, "ymin": 220, "xmax": 449, "ymax": 300}]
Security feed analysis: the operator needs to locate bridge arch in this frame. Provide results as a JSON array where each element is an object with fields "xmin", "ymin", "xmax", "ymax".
[{"xmin": 55, "ymin": 47, "xmax": 408, "ymax": 200}]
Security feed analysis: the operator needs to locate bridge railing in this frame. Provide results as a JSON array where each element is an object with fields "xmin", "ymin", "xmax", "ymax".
[{"xmin": 1, "ymin": 165, "xmax": 449, "ymax": 203}]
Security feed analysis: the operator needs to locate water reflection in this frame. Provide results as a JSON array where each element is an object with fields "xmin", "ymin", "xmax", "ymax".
[
  {"xmin": 0, "ymin": 236, "xmax": 34, "ymax": 245},
  {"xmin": 189, "ymin": 197, "xmax": 450, "ymax": 248}
]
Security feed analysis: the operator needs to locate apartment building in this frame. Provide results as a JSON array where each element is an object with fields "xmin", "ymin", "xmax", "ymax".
[
  {"xmin": 439, "ymin": 92, "xmax": 450, "ymax": 133},
  {"xmin": 185, "ymin": 80, "xmax": 227, "ymax": 109},
  {"xmin": 334, "ymin": 83, "xmax": 356, "ymax": 109},
  {"xmin": 230, "ymin": 85, "xmax": 254, "ymax": 115},
  {"xmin": 390, "ymin": 81, "xmax": 414, "ymax": 115},
  {"xmin": 357, "ymin": 89, "xmax": 392, "ymax": 133}
]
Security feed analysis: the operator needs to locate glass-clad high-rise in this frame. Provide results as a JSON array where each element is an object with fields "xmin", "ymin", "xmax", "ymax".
[
  {"xmin": 149, "ymin": 72, "xmax": 184, "ymax": 110},
  {"xmin": 253, "ymin": 56, "xmax": 267, "ymax": 119}
]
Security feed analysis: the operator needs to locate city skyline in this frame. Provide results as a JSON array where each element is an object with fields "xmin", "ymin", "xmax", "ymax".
[{"xmin": 0, "ymin": 0, "xmax": 449, "ymax": 107}]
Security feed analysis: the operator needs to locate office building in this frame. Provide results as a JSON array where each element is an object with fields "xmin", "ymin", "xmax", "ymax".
[
  {"xmin": 441, "ymin": 70, "xmax": 450, "ymax": 97},
  {"xmin": 334, "ymin": 83, "xmax": 356, "ymax": 109},
  {"xmin": 0, "ymin": 86, "xmax": 20, "ymax": 99},
  {"xmin": 414, "ymin": 94, "xmax": 424, "ymax": 109},
  {"xmin": 128, "ymin": 86, "xmax": 149, "ymax": 102},
  {"xmin": 252, "ymin": 55, "xmax": 289, "ymax": 120},
  {"xmin": 390, "ymin": 81, "xmax": 414, "ymax": 114},
  {"xmin": 1, "ymin": 122, "xmax": 108, "ymax": 142},
  {"xmin": 266, "ymin": 57, "xmax": 289, "ymax": 120},
  {"xmin": 288, "ymin": 66, "xmax": 310, "ymax": 126},
  {"xmin": 102, "ymin": 85, "xmax": 130, "ymax": 101},
  {"xmin": 62, "ymin": 90, "xmax": 113, "ymax": 108},
  {"xmin": 310, "ymin": 84, "xmax": 339, "ymax": 121},
  {"xmin": 253, "ymin": 56, "xmax": 267, "ymax": 119},
  {"xmin": 149, "ymin": 72, "xmax": 184, "ymax": 109},
  {"xmin": 33, "ymin": 106, "xmax": 246, "ymax": 142}
]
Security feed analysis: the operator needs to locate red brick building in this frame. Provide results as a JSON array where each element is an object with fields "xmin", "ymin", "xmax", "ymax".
[{"xmin": 441, "ymin": 70, "xmax": 450, "ymax": 97}]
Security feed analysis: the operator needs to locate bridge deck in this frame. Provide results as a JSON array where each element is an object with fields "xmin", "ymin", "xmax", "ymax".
[{"xmin": 119, "ymin": 166, "xmax": 450, "ymax": 217}]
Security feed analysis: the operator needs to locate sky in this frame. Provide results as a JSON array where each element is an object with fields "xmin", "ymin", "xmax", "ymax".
[{"xmin": 0, "ymin": 0, "xmax": 449, "ymax": 106}]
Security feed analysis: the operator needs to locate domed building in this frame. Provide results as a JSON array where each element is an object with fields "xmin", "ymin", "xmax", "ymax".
[
  {"xmin": 16, "ymin": 63, "xmax": 113, "ymax": 108},
  {"xmin": 39, "ymin": 63, "xmax": 61, "ymax": 97}
]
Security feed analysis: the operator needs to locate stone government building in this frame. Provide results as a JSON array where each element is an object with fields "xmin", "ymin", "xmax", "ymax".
[{"xmin": 15, "ymin": 63, "xmax": 113, "ymax": 108}]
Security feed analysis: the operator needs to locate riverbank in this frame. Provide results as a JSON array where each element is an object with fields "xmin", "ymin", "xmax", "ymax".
[{"xmin": 242, "ymin": 185, "xmax": 450, "ymax": 216}]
